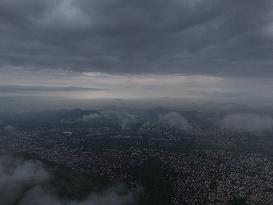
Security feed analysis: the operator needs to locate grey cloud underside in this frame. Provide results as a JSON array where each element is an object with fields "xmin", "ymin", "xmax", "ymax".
[
  {"xmin": 0, "ymin": 0, "xmax": 272, "ymax": 76},
  {"xmin": 0, "ymin": 85, "xmax": 104, "ymax": 92}
]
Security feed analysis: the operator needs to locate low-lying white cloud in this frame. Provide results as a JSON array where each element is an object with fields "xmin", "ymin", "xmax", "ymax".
[
  {"xmin": 219, "ymin": 113, "xmax": 273, "ymax": 132},
  {"xmin": 82, "ymin": 111, "xmax": 138, "ymax": 129},
  {"xmin": 0, "ymin": 155, "xmax": 50, "ymax": 205},
  {"xmin": 82, "ymin": 113, "xmax": 101, "ymax": 121},
  {"xmin": 114, "ymin": 112, "xmax": 138, "ymax": 129},
  {"xmin": 159, "ymin": 112, "xmax": 191, "ymax": 130},
  {"xmin": 20, "ymin": 186, "xmax": 135, "ymax": 205},
  {"xmin": 0, "ymin": 155, "xmax": 138, "ymax": 205}
]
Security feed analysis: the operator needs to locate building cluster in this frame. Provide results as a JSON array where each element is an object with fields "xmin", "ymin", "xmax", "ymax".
[{"xmin": 1, "ymin": 125, "xmax": 273, "ymax": 205}]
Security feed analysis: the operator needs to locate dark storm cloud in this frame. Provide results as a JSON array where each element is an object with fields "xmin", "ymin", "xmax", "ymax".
[{"xmin": 0, "ymin": 0, "xmax": 272, "ymax": 76}]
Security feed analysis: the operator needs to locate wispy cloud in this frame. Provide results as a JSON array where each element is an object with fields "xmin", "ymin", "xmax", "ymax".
[{"xmin": 0, "ymin": 85, "xmax": 104, "ymax": 92}]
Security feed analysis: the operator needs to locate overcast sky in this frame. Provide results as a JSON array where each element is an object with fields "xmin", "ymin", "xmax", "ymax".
[{"xmin": 0, "ymin": 0, "xmax": 273, "ymax": 103}]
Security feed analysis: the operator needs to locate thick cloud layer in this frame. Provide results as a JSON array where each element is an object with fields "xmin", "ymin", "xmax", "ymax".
[
  {"xmin": 219, "ymin": 113, "xmax": 273, "ymax": 132},
  {"xmin": 0, "ymin": 155, "xmax": 137, "ymax": 205},
  {"xmin": 0, "ymin": 0, "xmax": 273, "ymax": 77}
]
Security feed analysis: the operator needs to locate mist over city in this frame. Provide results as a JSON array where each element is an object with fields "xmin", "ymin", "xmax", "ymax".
[{"xmin": 1, "ymin": 0, "xmax": 273, "ymax": 204}]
